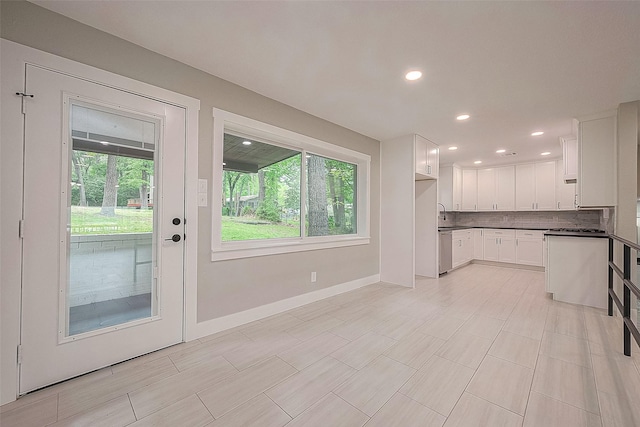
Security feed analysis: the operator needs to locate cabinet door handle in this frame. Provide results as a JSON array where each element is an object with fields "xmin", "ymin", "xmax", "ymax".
[
  {"xmin": 428, "ymin": 165, "xmax": 432, "ymax": 174},
  {"xmin": 557, "ymin": 201, "xmax": 560, "ymax": 209}
]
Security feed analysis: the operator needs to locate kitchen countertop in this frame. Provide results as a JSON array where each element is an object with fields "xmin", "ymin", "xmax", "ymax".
[
  {"xmin": 438, "ymin": 226, "xmax": 554, "ymax": 232},
  {"xmin": 437, "ymin": 226, "xmax": 608, "ymax": 238},
  {"xmin": 543, "ymin": 230, "xmax": 608, "ymax": 238}
]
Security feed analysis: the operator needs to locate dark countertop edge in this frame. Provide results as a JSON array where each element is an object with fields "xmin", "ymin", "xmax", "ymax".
[
  {"xmin": 438, "ymin": 226, "xmax": 556, "ymax": 231},
  {"xmin": 437, "ymin": 226, "xmax": 608, "ymax": 238},
  {"xmin": 544, "ymin": 231, "xmax": 609, "ymax": 238}
]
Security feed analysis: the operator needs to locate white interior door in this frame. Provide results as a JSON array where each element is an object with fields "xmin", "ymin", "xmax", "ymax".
[{"xmin": 19, "ymin": 65, "xmax": 186, "ymax": 394}]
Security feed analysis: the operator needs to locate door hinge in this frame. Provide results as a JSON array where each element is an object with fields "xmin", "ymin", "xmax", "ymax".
[
  {"xmin": 17, "ymin": 345, "xmax": 23, "ymax": 364},
  {"xmin": 18, "ymin": 219, "xmax": 25, "ymax": 239},
  {"xmin": 153, "ymin": 267, "xmax": 159, "ymax": 278},
  {"xmin": 16, "ymin": 92, "xmax": 33, "ymax": 114}
]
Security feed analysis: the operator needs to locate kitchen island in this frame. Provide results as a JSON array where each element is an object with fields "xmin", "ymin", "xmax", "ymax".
[{"xmin": 545, "ymin": 230, "xmax": 608, "ymax": 309}]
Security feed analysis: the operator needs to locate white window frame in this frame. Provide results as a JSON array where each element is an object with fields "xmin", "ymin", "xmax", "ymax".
[{"xmin": 212, "ymin": 108, "xmax": 370, "ymax": 261}]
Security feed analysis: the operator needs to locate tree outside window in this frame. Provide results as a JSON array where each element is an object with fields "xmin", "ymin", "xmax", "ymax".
[{"xmin": 221, "ymin": 134, "xmax": 357, "ymax": 242}]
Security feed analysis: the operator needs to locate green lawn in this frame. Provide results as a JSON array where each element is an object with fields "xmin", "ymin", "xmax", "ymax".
[
  {"xmin": 70, "ymin": 207, "xmax": 299, "ymax": 239},
  {"xmin": 222, "ymin": 216, "xmax": 300, "ymax": 241},
  {"xmin": 71, "ymin": 206, "xmax": 153, "ymax": 234}
]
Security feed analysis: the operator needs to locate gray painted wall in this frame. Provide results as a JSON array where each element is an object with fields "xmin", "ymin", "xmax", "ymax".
[{"xmin": 1, "ymin": 0, "xmax": 380, "ymax": 323}]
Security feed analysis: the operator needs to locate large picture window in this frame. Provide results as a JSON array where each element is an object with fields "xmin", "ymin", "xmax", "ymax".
[
  {"xmin": 306, "ymin": 154, "xmax": 357, "ymax": 237},
  {"xmin": 221, "ymin": 134, "xmax": 301, "ymax": 241},
  {"xmin": 212, "ymin": 109, "xmax": 370, "ymax": 260}
]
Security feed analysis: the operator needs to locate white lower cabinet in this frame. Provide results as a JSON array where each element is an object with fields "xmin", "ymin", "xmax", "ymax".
[
  {"xmin": 515, "ymin": 230, "xmax": 544, "ymax": 266},
  {"xmin": 473, "ymin": 229, "xmax": 484, "ymax": 260},
  {"xmin": 483, "ymin": 229, "xmax": 516, "ymax": 263},
  {"xmin": 452, "ymin": 230, "xmax": 473, "ymax": 268},
  {"xmin": 449, "ymin": 228, "xmax": 545, "ymax": 271}
]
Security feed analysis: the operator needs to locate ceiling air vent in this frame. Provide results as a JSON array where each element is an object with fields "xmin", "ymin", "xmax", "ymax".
[{"xmin": 499, "ymin": 152, "xmax": 517, "ymax": 157}]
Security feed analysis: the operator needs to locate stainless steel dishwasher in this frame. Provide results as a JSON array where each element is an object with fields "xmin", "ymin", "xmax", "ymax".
[{"xmin": 439, "ymin": 230, "xmax": 452, "ymax": 275}]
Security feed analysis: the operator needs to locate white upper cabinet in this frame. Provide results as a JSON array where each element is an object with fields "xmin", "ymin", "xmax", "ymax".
[
  {"xmin": 452, "ymin": 166, "xmax": 462, "ymax": 211},
  {"xmin": 577, "ymin": 113, "xmax": 616, "ymax": 207},
  {"xmin": 438, "ymin": 165, "xmax": 462, "ymax": 211},
  {"xmin": 535, "ymin": 161, "xmax": 557, "ymax": 210},
  {"xmin": 477, "ymin": 166, "xmax": 515, "ymax": 211},
  {"xmin": 495, "ymin": 166, "xmax": 516, "ymax": 210},
  {"xmin": 415, "ymin": 135, "xmax": 439, "ymax": 180},
  {"xmin": 477, "ymin": 168, "xmax": 494, "ymax": 211},
  {"xmin": 561, "ymin": 135, "xmax": 578, "ymax": 183},
  {"xmin": 461, "ymin": 169, "xmax": 478, "ymax": 211},
  {"xmin": 515, "ymin": 161, "xmax": 556, "ymax": 210},
  {"xmin": 515, "ymin": 164, "xmax": 535, "ymax": 210},
  {"xmin": 556, "ymin": 159, "xmax": 577, "ymax": 210}
]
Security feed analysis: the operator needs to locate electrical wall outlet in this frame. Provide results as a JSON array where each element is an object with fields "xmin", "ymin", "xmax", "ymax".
[{"xmin": 311, "ymin": 272, "xmax": 317, "ymax": 283}]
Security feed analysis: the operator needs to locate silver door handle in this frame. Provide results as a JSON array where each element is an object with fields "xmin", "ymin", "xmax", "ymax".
[{"xmin": 557, "ymin": 201, "xmax": 560, "ymax": 209}]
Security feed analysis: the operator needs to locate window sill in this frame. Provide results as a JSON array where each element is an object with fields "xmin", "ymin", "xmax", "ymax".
[{"xmin": 211, "ymin": 236, "xmax": 370, "ymax": 261}]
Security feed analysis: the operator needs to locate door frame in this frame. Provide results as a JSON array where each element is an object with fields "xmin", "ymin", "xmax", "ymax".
[{"xmin": 0, "ymin": 39, "xmax": 200, "ymax": 404}]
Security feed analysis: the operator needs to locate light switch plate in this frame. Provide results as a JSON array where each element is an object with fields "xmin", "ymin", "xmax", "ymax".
[
  {"xmin": 198, "ymin": 178, "xmax": 208, "ymax": 193},
  {"xmin": 198, "ymin": 193, "xmax": 208, "ymax": 207}
]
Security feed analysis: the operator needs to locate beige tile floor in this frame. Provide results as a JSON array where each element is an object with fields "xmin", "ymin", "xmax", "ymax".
[{"xmin": 2, "ymin": 264, "xmax": 640, "ymax": 427}]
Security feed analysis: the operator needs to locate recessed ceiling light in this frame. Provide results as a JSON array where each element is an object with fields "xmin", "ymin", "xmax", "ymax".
[
  {"xmin": 474, "ymin": 160, "xmax": 482, "ymax": 164},
  {"xmin": 100, "ymin": 141, "xmax": 109, "ymax": 145},
  {"xmin": 456, "ymin": 114, "xmax": 470, "ymax": 121},
  {"xmin": 541, "ymin": 152, "xmax": 551, "ymax": 156},
  {"xmin": 496, "ymin": 149, "xmax": 506, "ymax": 153},
  {"xmin": 222, "ymin": 162, "xmax": 226, "ymax": 166},
  {"xmin": 405, "ymin": 70, "xmax": 422, "ymax": 81},
  {"xmin": 448, "ymin": 146, "xmax": 458, "ymax": 150},
  {"xmin": 242, "ymin": 140, "xmax": 252, "ymax": 145},
  {"xmin": 531, "ymin": 131, "xmax": 544, "ymax": 136}
]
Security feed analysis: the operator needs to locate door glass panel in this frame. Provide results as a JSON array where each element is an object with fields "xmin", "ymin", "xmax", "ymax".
[{"xmin": 67, "ymin": 103, "xmax": 157, "ymax": 337}]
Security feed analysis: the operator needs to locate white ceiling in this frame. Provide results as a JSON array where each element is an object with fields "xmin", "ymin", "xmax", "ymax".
[{"xmin": 32, "ymin": 1, "xmax": 640, "ymax": 167}]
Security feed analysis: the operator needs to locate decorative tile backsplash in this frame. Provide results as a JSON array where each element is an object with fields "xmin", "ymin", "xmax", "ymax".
[{"xmin": 437, "ymin": 209, "xmax": 611, "ymax": 231}]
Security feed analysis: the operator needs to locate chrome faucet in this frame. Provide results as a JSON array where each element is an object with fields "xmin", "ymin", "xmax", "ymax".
[{"xmin": 438, "ymin": 203, "xmax": 447, "ymax": 221}]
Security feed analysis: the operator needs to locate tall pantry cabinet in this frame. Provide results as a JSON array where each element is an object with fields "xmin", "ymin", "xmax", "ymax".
[{"xmin": 381, "ymin": 135, "xmax": 439, "ymax": 288}]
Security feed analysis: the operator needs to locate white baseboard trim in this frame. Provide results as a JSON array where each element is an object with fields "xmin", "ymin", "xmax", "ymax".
[
  {"xmin": 187, "ymin": 274, "xmax": 380, "ymax": 340},
  {"xmin": 471, "ymin": 260, "xmax": 545, "ymax": 272}
]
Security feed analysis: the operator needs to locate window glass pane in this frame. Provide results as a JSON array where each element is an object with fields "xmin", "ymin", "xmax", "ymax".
[
  {"xmin": 222, "ymin": 133, "xmax": 301, "ymax": 241},
  {"xmin": 68, "ymin": 103, "xmax": 156, "ymax": 336},
  {"xmin": 306, "ymin": 154, "xmax": 357, "ymax": 237}
]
